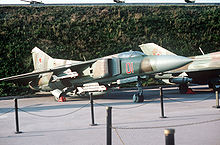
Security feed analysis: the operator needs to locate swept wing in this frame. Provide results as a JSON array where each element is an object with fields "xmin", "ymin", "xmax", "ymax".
[{"xmin": 0, "ymin": 59, "xmax": 96, "ymax": 82}]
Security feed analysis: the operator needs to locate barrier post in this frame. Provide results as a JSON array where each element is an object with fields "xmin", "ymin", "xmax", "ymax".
[
  {"xmin": 14, "ymin": 98, "xmax": 22, "ymax": 134},
  {"xmin": 164, "ymin": 129, "xmax": 175, "ymax": 145},
  {"xmin": 106, "ymin": 107, "xmax": 112, "ymax": 145},
  {"xmin": 160, "ymin": 87, "xmax": 167, "ymax": 118},
  {"xmin": 213, "ymin": 91, "xmax": 220, "ymax": 108},
  {"xmin": 90, "ymin": 93, "xmax": 97, "ymax": 126}
]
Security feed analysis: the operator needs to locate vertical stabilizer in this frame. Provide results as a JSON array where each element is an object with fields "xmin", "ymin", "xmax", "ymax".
[
  {"xmin": 139, "ymin": 43, "xmax": 176, "ymax": 56},
  {"xmin": 32, "ymin": 47, "xmax": 54, "ymax": 71}
]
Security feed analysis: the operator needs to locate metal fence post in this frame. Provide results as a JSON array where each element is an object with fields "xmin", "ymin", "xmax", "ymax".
[
  {"xmin": 14, "ymin": 98, "xmax": 22, "ymax": 134},
  {"xmin": 160, "ymin": 87, "xmax": 167, "ymax": 118},
  {"xmin": 213, "ymin": 91, "xmax": 220, "ymax": 108},
  {"xmin": 164, "ymin": 129, "xmax": 175, "ymax": 145},
  {"xmin": 90, "ymin": 93, "xmax": 97, "ymax": 126},
  {"xmin": 106, "ymin": 107, "xmax": 112, "ymax": 145}
]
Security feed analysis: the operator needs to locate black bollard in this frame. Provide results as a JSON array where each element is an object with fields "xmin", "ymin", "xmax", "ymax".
[
  {"xmin": 14, "ymin": 98, "xmax": 22, "ymax": 134},
  {"xmin": 160, "ymin": 87, "xmax": 167, "ymax": 118},
  {"xmin": 164, "ymin": 129, "xmax": 175, "ymax": 145},
  {"xmin": 90, "ymin": 93, "xmax": 97, "ymax": 126},
  {"xmin": 213, "ymin": 91, "xmax": 220, "ymax": 108},
  {"xmin": 106, "ymin": 107, "xmax": 112, "ymax": 145}
]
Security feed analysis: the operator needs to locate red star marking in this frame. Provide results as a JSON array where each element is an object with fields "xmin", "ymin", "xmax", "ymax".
[
  {"xmin": 152, "ymin": 48, "xmax": 162, "ymax": 55},
  {"xmin": 39, "ymin": 58, "xmax": 42, "ymax": 63},
  {"xmin": 152, "ymin": 48, "xmax": 158, "ymax": 55}
]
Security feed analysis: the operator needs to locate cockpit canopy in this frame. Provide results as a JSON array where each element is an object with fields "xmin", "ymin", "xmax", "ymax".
[{"xmin": 118, "ymin": 50, "xmax": 145, "ymax": 58}]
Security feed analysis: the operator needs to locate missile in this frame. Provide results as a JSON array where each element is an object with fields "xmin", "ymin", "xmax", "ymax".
[
  {"xmin": 52, "ymin": 70, "xmax": 78, "ymax": 82},
  {"xmin": 77, "ymin": 83, "xmax": 107, "ymax": 93}
]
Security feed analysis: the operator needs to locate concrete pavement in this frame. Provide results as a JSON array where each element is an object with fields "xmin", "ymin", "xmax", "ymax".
[{"xmin": 0, "ymin": 85, "xmax": 220, "ymax": 145}]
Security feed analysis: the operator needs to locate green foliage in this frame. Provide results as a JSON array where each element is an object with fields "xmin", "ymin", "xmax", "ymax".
[{"xmin": 0, "ymin": 5, "xmax": 219, "ymax": 96}]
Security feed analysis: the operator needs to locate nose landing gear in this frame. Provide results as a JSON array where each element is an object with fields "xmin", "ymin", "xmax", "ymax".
[
  {"xmin": 133, "ymin": 78, "xmax": 144, "ymax": 103},
  {"xmin": 133, "ymin": 93, "xmax": 144, "ymax": 103}
]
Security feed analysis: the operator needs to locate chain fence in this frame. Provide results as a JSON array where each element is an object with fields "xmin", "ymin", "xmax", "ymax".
[
  {"xmin": 94, "ymin": 94, "xmax": 215, "ymax": 110},
  {"xmin": 1, "ymin": 90, "xmax": 219, "ymax": 145},
  {"xmin": 113, "ymin": 127, "xmax": 126, "ymax": 145},
  {"xmin": 0, "ymin": 108, "xmax": 14, "ymax": 117},
  {"xmin": 112, "ymin": 117, "xmax": 220, "ymax": 145},
  {"xmin": 94, "ymin": 97, "xmax": 158, "ymax": 110},
  {"xmin": 108, "ymin": 93, "xmax": 219, "ymax": 144},
  {"xmin": 163, "ymin": 94, "xmax": 215, "ymax": 104},
  {"xmin": 18, "ymin": 102, "xmax": 90, "ymax": 118},
  {"xmin": 112, "ymin": 117, "xmax": 220, "ymax": 130}
]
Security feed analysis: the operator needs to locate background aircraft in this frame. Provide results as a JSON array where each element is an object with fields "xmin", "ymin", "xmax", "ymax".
[
  {"xmin": 140, "ymin": 43, "xmax": 220, "ymax": 93},
  {"xmin": 0, "ymin": 47, "xmax": 191, "ymax": 102},
  {"xmin": 113, "ymin": 0, "xmax": 125, "ymax": 3},
  {"xmin": 20, "ymin": 0, "xmax": 44, "ymax": 4},
  {"xmin": 185, "ymin": 0, "xmax": 196, "ymax": 3}
]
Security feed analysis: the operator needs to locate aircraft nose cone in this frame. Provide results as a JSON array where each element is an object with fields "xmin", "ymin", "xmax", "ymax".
[{"xmin": 150, "ymin": 55, "xmax": 192, "ymax": 73}]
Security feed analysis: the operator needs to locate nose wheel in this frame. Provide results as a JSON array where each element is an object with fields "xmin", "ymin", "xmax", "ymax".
[
  {"xmin": 133, "ymin": 77, "xmax": 144, "ymax": 103},
  {"xmin": 133, "ymin": 93, "xmax": 144, "ymax": 103}
]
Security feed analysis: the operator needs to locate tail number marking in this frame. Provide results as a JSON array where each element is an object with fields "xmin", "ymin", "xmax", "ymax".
[{"xmin": 126, "ymin": 62, "xmax": 134, "ymax": 74}]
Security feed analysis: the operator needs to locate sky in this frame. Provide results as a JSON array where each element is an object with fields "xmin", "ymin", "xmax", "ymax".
[{"xmin": 0, "ymin": 0, "xmax": 220, "ymax": 4}]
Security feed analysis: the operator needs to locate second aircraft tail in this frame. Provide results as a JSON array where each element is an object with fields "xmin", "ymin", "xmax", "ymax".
[{"xmin": 139, "ymin": 43, "xmax": 176, "ymax": 56}]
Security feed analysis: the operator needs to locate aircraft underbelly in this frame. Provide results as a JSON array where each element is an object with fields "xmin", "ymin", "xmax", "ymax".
[{"xmin": 187, "ymin": 69, "xmax": 220, "ymax": 84}]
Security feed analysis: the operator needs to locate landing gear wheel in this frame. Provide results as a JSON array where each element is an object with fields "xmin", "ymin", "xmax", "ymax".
[
  {"xmin": 133, "ymin": 76, "xmax": 144, "ymax": 103},
  {"xmin": 54, "ymin": 93, "xmax": 67, "ymax": 102},
  {"xmin": 139, "ymin": 94, "xmax": 144, "ymax": 102},
  {"xmin": 179, "ymin": 84, "xmax": 188, "ymax": 94},
  {"xmin": 54, "ymin": 96, "xmax": 60, "ymax": 102},
  {"xmin": 208, "ymin": 83, "xmax": 214, "ymax": 90},
  {"xmin": 133, "ymin": 94, "xmax": 138, "ymax": 103},
  {"xmin": 212, "ymin": 84, "xmax": 220, "ymax": 92},
  {"xmin": 58, "ymin": 96, "xmax": 67, "ymax": 102},
  {"xmin": 133, "ymin": 93, "xmax": 144, "ymax": 103}
]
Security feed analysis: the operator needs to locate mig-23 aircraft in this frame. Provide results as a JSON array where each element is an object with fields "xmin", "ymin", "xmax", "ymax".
[
  {"xmin": 0, "ymin": 46, "xmax": 192, "ymax": 102},
  {"xmin": 139, "ymin": 43, "xmax": 220, "ymax": 93}
]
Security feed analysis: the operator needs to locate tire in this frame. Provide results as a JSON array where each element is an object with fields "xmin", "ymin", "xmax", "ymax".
[
  {"xmin": 208, "ymin": 83, "xmax": 214, "ymax": 89},
  {"xmin": 179, "ymin": 84, "xmax": 188, "ymax": 94},
  {"xmin": 133, "ymin": 93, "xmax": 144, "ymax": 103},
  {"xmin": 139, "ymin": 94, "xmax": 144, "ymax": 103},
  {"xmin": 54, "ymin": 96, "xmax": 60, "ymax": 102},
  {"xmin": 133, "ymin": 94, "xmax": 138, "ymax": 103}
]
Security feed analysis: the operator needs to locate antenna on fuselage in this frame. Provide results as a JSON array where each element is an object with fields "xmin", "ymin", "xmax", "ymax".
[
  {"xmin": 83, "ymin": 55, "xmax": 87, "ymax": 61},
  {"xmin": 199, "ymin": 47, "xmax": 205, "ymax": 55}
]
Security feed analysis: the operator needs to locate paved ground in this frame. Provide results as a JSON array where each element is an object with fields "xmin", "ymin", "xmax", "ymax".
[{"xmin": 0, "ymin": 85, "xmax": 220, "ymax": 145}]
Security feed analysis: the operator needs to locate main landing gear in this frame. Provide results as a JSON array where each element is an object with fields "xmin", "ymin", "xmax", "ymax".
[
  {"xmin": 53, "ymin": 91, "xmax": 67, "ymax": 102},
  {"xmin": 133, "ymin": 79, "xmax": 144, "ymax": 103},
  {"xmin": 51, "ymin": 88, "xmax": 73, "ymax": 102},
  {"xmin": 209, "ymin": 83, "xmax": 220, "ymax": 91},
  {"xmin": 179, "ymin": 84, "xmax": 188, "ymax": 94}
]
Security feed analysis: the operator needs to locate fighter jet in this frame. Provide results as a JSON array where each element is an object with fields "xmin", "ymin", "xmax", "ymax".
[
  {"xmin": 20, "ymin": 0, "xmax": 44, "ymax": 4},
  {"xmin": 113, "ymin": 0, "xmax": 125, "ymax": 3},
  {"xmin": 139, "ymin": 43, "xmax": 220, "ymax": 93},
  {"xmin": 185, "ymin": 0, "xmax": 196, "ymax": 3},
  {"xmin": 0, "ymin": 47, "xmax": 191, "ymax": 102}
]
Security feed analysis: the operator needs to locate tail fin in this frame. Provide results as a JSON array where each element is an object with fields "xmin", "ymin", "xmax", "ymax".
[
  {"xmin": 32, "ymin": 47, "xmax": 54, "ymax": 71},
  {"xmin": 32, "ymin": 47, "xmax": 82, "ymax": 71},
  {"xmin": 139, "ymin": 43, "xmax": 176, "ymax": 56}
]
